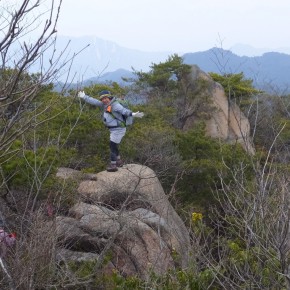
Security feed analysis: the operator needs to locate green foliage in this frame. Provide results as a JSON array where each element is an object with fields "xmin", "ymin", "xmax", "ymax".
[
  {"xmin": 209, "ymin": 72, "xmax": 261, "ymax": 101},
  {"xmin": 0, "ymin": 68, "xmax": 54, "ymax": 157},
  {"xmin": 175, "ymin": 124, "xmax": 250, "ymax": 207},
  {"xmin": 224, "ymin": 239, "xmax": 282, "ymax": 288},
  {"xmin": 84, "ymin": 267, "xmax": 213, "ymax": 290},
  {"xmin": 0, "ymin": 142, "xmax": 77, "ymax": 200},
  {"xmin": 32, "ymin": 90, "xmax": 109, "ymax": 170},
  {"xmin": 120, "ymin": 103, "xmax": 183, "ymax": 189},
  {"xmin": 133, "ymin": 54, "xmax": 215, "ymax": 130},
  {"xmin": 134, "ymin": 54, "xmax": 191, "ymax": 95},
  {"xmin": 47, "ymin": 174, "xmax": 80, "ymax": 213},
  {"xmin": 67, "ymin": 260, "xmax": 97, "ymax": 280}
]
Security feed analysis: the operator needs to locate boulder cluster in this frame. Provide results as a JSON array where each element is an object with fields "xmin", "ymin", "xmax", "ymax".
[{"xmin": 55, "ymin": 164, "xmax": 190, "ymax": 278}]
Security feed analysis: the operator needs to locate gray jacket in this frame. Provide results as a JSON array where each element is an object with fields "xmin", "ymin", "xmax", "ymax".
[{"xmin": 82, "ymin": 95, "xmax": 132, "ymax": 128}]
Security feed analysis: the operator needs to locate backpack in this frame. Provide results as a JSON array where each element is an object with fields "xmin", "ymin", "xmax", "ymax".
[{"xmin": 106, "ymin": 98, "xmax": 133, "ymax": 127}]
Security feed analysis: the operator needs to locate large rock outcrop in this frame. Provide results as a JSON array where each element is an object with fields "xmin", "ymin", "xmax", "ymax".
[
  {"xmin": 55, "ymin": 164, "xmax": 190, "ymax": 279},
  {"xmin": 184, "ymin": 65, "xmax": 255, "ymax": 155}
]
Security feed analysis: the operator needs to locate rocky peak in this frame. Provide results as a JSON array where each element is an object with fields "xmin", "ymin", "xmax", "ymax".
[
  {"xmin": 184, "ymin": 65, "xmax": 255, "ymax": 155},
  {"xmin": 55, "ymin": 164, "xmax": 190, "ymax": 278}
]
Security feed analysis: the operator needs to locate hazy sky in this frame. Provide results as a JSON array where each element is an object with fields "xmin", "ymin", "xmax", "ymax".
[{"xmin": 57, "ymin": 0, "xmax": 290, "ymax": 53}]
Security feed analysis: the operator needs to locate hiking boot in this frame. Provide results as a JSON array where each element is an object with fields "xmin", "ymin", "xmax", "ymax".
[
  {"xmin": 107, "ymin": 163, "xmax": 118, "ymax": 172},
  {"xmin": 116, "ymin": 159, "xmax": 124, "ymax": 167}
]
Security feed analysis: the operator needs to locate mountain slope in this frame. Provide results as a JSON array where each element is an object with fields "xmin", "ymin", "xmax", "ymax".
[{"xmin": 54, "ymin": 36, "xmax": 172, "ymax": 81}]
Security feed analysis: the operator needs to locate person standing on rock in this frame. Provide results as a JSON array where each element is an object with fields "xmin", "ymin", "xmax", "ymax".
[{"xmin": 77, "ymin": 90, "xmax": 144, "ymax": 172}]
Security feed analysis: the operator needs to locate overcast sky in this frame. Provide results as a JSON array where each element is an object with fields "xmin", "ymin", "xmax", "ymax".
[{"xmin": 56, "ymin": 0, "xmax": 290, "ymax": 54}]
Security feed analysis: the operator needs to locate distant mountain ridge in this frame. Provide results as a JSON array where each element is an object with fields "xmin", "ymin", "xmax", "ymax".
[
  {"xmin": 230, "ymin": 43, "xmax": 290, "ymax": 57},
  {"xmin": 183, "ymin": 48, "xmax": 290, "ymax": 93},
  {"xmin": 54, "ymin": 36, "xmax": 171, "ymax": 81},
  {"xmin": 83, "ymin": 69, "xmax": 135, "ymax": 86},
  {"xmin": 53, "ymin": 36, "xmax": 290, "ymax": 93}
]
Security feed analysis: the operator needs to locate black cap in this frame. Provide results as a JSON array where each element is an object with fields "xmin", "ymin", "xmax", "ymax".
[{"xmin": 99, "ymin": 90, "xmax": 111, "ymax": 100}]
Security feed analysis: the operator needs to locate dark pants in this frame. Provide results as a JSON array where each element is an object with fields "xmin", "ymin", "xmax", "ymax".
[{"xmin": 110, "ymin": 141, "xmax": 119, "ymax": 162}]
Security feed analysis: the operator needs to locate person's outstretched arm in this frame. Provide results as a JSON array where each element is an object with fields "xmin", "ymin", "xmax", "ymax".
[
  {"xmin": 77, "ymin": 91, "xmax": 103, "ymax": 107},
  {"xmin": 113, "ymin": 102, "xmax": 145, "ymax": 118}
]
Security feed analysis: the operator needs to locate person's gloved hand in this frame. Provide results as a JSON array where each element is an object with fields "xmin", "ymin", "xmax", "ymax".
[
  {"xmin": 132, "ymin": 111, "xmax": 144, "ymax": 118},
  {"xmin": 78, "ymin": 91, "xmax": 86, "ymax": 99}
]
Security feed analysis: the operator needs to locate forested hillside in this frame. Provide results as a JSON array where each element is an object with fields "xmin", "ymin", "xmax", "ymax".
[{"xmin": 2, "ymin": 1, "xmax": 290, "ymax": 289}]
